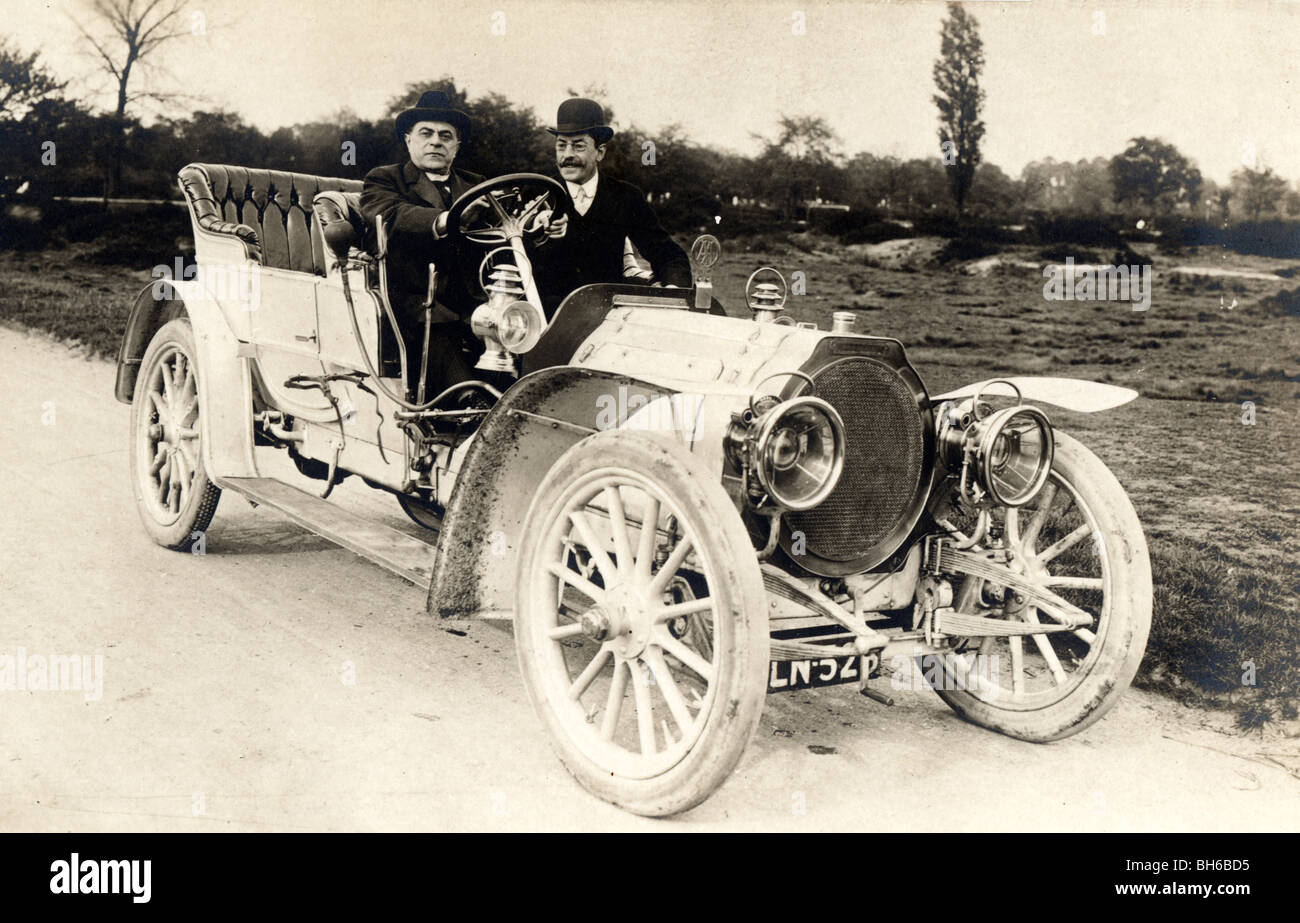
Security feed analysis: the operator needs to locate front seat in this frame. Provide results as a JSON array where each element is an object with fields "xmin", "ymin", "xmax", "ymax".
[
  {"xmin": 313, "ymin": 190, "xmax": 406, "ymax": 377},
  {"xmin": 312, "ymin": 190, "xmax": 376, "ymax": 267}
]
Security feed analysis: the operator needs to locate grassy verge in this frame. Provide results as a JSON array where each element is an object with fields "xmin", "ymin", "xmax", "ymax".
[{"xmin": 0, "ymin": 249, "xmax": 148, "ymax": 358}]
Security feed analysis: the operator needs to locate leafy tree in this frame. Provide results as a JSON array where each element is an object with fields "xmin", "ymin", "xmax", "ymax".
[
  {"xmin": 1021, "ymin": 157, "xmax": 1113, "ymax": 214},
  {"xmin": 1070, "ymin": 157, "xmax": 1114, "ymax": 214},
  {"xmin": 0, "ymin": 38, "xmax": 66, "ymax": 121},
  {"xmin": 263, "ymin": 110, "xmax": 385, "ymax": 179},
  {"xmin": 898, "ymin": 158, "xmax": 949, "ymax": 213},
  {"xmin": 382, "ymin": 77, "xmax": 551, "ymax": 177},
  {"xmin": 1021, "ymin": 158, "xmax": 1072, "ymax": 212},
  {"xmin": 844, "ymin": 152, "xmax": 905, "ymax": 213},
  {"xmin": 1229, "ymin": 164, "xmax": 1288, "ymax": 220},
  {"xmin": 932, "ymin": 2, "xmax": 986, "ymax": 218},
  {"xmin": 161, "ymin": 110, "xmax": 267, "ymax": 165},
  {"xmin": 1285, "ymin": 187, "xmax": 1300, "ymax": 219},
  {"xmin": 1108, "ymin": 137, "xmax": 1202, "ymax": 215},
  {"xmin": 751, "ymin": 114, "xmax": 841, "ymax": 218},
  {"xmin": 966, "ymin": 163, "xmax": 1024, "ymax": 218}
]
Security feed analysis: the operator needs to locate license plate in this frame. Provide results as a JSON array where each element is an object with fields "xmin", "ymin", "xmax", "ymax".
[{"xmin": 767, "ymin": 652, "xmax": 881, "ymax": 693}]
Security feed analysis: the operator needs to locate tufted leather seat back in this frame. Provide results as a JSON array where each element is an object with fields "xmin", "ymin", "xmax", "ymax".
[{"xmin": 177, "ymin": 163, "xmax": 363, "ymax": 275}]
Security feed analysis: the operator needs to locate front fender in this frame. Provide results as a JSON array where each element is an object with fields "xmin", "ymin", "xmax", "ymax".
[
  {"xmin": 427, "ymin": 366, "xmax": 677, "ymax": 620},
  {"xmin": 934, "ymin": 376, "xmax": 1138, "ymax": 413}
]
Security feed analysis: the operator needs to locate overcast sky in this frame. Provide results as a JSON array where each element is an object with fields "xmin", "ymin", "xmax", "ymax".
[{"xmin": 9, "ymin": 0, "xmax": 1299, "ymax": 183}]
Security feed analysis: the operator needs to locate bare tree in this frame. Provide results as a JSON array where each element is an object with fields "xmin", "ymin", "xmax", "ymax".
[
  {"xmin": 932, "ymin": 2, "xmax": 986, "ymax": 219},
  {"xmin": 71, "ymin": 0, "xmax": 191, "ymax": 198}
]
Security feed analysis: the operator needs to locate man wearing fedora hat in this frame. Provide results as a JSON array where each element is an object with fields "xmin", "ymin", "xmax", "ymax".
[
  {"xmin": 360, "ymin": 90, "xmax": 486, "ymax": 398},
  {"xmin": 532, "ymin": 97, "xmax": 691, "ymax": 312}
]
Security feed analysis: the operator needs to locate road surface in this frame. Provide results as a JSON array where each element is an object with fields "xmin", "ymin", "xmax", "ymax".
[{"xmin": 1, "ymin": 324, "xmax": 1296, "ymax": 831}]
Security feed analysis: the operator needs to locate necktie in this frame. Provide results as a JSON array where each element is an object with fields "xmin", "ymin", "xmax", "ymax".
[
  {"xmin": 573, "ymin": 187, "xmax": 590, "ymax": 216},
  {"xmin": 427, "ymin": 174, "xmax": 451, "ymax": 206}
]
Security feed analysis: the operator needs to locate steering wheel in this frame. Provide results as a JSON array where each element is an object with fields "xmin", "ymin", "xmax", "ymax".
[{"xmin": 447, "ymin": 173, "xmax": 571, "ymax": 247}]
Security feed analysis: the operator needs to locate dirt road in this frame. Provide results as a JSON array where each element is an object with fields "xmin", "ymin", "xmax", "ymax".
[{"xmin": 1, "ymin": 325, "xmax": 1296, "ymax": 831}]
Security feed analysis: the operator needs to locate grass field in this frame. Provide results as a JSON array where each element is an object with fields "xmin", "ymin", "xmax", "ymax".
[{"xmin": 2, "ymin": 234, "xmax": 1298, "ymax": 725}]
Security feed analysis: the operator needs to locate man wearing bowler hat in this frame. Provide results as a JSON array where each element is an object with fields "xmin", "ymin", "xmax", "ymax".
[
  {"xmin": 360, "ymin": 90, "xmax": 485, "ymax": 399},
  {"xmin": 532, "ymin": 97, "xmax": 691, "ymax": 313}
]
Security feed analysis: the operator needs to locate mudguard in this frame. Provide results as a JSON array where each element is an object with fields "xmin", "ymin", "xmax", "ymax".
[
  {"xmin": 427, "ymin": 367, "xmax": 677, "ymax": 620},
  {"xmin": 934, "ymin": 377, "xmax": 1138, "ymax": 413},
  {"xmin": 114, "ymin": 274, "xmax": 259, "ymax": 481}
]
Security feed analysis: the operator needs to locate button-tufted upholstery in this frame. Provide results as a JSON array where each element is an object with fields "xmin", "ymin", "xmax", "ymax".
[{"xmin": 177, "ymin": 163, "xmax": 363, "ymax": 275}]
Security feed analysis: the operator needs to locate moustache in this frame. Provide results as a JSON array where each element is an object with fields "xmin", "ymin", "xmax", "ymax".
[{"xmin": 560, "ymin": 161, "xmax": 582, "ymax": 168}]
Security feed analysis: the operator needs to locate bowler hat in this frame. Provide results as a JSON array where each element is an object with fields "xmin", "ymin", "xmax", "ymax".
[
  {"xmin": 396, "ymin": 90, "xmax": 472, "ymax": 139},
  {"xmin": 546, "ymin": 98, "xmax": 613, "ymax": 144}
]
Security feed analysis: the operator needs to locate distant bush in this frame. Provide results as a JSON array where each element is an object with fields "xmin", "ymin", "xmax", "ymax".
[
  {"xmin": 1259, "ymin": 285, "xmax": 1300, "ymax": 318},
  {"xmin": 0, "ymin": 201, "xmax": 192, "ymax": 261},
  {"xmin": 714, "ymin": 205, "xmax": 784, "ymax": 238},
  {"xmin": 1038, "ymin": 245, "xmax": 1104, "ymax": 264},
  {"xmin": 1219, "ymin": 220, "xmax": 1300, "ymax": 258},
  {"xmin": 0, "ymin": 212, "xmax": 55, "ymax": 251},
  {"xmin": 936, "ymin": 235, "xmax": 1003, "ymax": 264},
  {"xmin": 1157, "ymin": 217, "xmax": 1300, "ymax": 258},
  {"xmin": 840, "ymin": 220, "xmax": 915, "ymax": 246},
  {"xmin": 808, "ymin": 207, "xmax": 874, "ymax": 234},
  {"xmin": 968, "ymin": 220, "xmax": 1029, "ymax": 244},
  {"xmin": 1031, "ymin": 215, "xmax": 1124, "ymax": 248},
  {"xmin": 49, "ymin": 203, "xmax": 119, "ymax": 243},
  {"xmin": 82, "ymin": 205, "xmax": 192, "ymax": 266},
  {"xmin": 656, "ymin": 194, "xmax": 724, "ymax": 234},
  {"xmin": 1037, "ymin": 244, "xmax": 1149, "ymax": 268},
  {"xmin": 909, "ymin": 212, "xmax": 960, "ymax": 238},
  {"xmin": 905, "ymin": 213, "xmax": 1031, "ymax": 245}
]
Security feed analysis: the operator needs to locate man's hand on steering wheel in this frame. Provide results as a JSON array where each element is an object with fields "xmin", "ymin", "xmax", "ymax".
[{"xmin": 526, "ymin": 207, "xmax": 568, "ymax": 243}]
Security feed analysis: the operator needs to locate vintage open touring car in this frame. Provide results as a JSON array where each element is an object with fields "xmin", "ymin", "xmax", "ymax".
[{"xmin": 114, "ymin": 164, "xmax": 1152, "ymax": 816}]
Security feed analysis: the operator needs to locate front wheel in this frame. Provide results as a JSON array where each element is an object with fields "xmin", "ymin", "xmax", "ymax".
[
  {"xmin": 128, "ymin": 318, "xmax": 221, "ymax": 550},
  {"xmin": 515, "ymin": 431, "xmax": 769, "ymax": 817},
  {"xmin": 931, "ymin": 431, "xmax": 1152, "ymax": 741}
]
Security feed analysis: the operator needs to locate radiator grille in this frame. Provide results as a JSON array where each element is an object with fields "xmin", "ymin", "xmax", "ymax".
[{"xmin": 785, "ymin": 356, "xmax": 927, "ymax": 565}]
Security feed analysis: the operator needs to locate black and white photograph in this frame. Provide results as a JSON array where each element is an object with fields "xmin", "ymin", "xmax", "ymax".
[{"xmin": 0, "ymin": 0, "xmax": 1297, "ymax": 858}]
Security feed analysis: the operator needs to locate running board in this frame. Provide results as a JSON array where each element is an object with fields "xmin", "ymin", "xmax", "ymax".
[{"xmin": 221, "ymin": 477, "xmax": 435, "ymax": 587}]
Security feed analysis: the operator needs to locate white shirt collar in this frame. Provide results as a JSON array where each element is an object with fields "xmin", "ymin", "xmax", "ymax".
[{"xmin": 566, "ymin": 171, "xmax": 599, "ymax": 202}]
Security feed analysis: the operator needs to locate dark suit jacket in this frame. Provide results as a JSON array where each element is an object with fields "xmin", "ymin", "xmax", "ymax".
[
  {"xmin": 533, "ymin": 172, "xmax": 691, "ymax": 311},
  {"xmin": 360, "ymin": 160, "xmax": 485, "ymax": 324}
]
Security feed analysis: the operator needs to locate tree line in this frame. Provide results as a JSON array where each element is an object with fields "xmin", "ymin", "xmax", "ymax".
[{"xmin": 1, "ymin": 1, "xmax": 1297, "ymax": 233}]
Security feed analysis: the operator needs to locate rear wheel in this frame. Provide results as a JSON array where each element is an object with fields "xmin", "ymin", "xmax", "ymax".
[
  {"xmin": 128, "ymin": 318, "xmax": 221, "ymax": 550},
  {"xmin": 931, "ymin": 431, "xmax": 1151, "ymax": 740},
  {"xmin": 515, "ymin": 431, "xmax": 768, "ymax": 816}
]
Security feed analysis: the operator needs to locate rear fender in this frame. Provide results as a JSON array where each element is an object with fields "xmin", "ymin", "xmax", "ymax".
[
  {"xmin": 115, "ymin": 277, "xmax": 258, "ymax": 480},
  {"xmin": 427, "ymin": 367, "xmax": 677, "ymax": 620},
  {"xmin": 934, "ymin": 376, "xmax": 1138, "ymax": 413}
]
